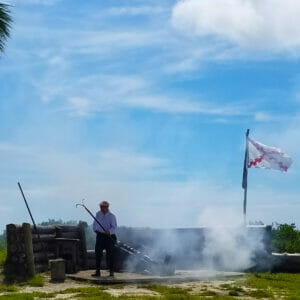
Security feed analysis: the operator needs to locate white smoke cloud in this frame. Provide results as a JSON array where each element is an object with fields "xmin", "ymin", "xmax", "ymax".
[
  {"xmin": 120, "ymin": 207, "xmax": 269, "ymax": 272},
  {"xmin": 197, "ymin": 207, "xmax": 266, "ymax": 271},
  {"xmin": 202, "ymin": 225, "xmax": 266, "ymax": 271},
  {"xmin": 172, "ymin": 0, "xmax": 300, "ymax": 53}
]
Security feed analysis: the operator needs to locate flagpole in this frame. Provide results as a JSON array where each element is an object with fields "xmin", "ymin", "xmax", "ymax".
[{"xmin": 242, "ymin": 129, "xmax": 250, "ymax": 225}]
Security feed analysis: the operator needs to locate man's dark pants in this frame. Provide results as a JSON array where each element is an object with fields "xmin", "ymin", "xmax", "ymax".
[{"xmin": 95, "ymin": 232, "xmax": 117, "ymax": 273}]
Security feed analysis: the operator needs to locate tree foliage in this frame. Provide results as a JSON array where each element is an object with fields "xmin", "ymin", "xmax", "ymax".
[
  {"xmin": 0, "ymin": 230, "xmax": 6, "ymax": 251},
  {"xmin": 39, "ymin": 218, "xmax": 77, "ymax": 226},
  {"xmin": 0, "ymin": 3, "xmax": 12, "ymax": 52},
  {"xmin": 37, "ymin": 219, "xmax": 95, "ymax": 249},
  {"xmin": 272, "ymin": 223, "xmax": 300, "ymax": 253}
]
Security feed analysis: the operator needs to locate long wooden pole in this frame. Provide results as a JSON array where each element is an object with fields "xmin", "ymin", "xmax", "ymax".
[
  {"xmin": 18, "ymin": 182, "xmax": 48, "ymax": 263},
  {"xmin": 18, "ymin": 182, "xmax": 36, "ymax": 228},
  {"xmin": 242, "ymin": 129, "xmax": 250, "ymax": 224}
]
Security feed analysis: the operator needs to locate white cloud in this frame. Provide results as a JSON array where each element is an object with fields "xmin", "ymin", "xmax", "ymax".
[
  {"xmin": 11, "ymin": 24, "xmax": 165, "ymax": 59},
  {"xmin": 172, "ymin": 0, "xmax": 300, "ymax": 53},
  {"xmin": 124, "ymin": 96, "xmax": 244, "ymax": 115},
  {"xmin": 258, "ymin": 115, "xmax": 300, "ymax": 160},
  {"xmin": 69, "ymin": 30, "xmax": 162, "ymax": 55},
  {"xmin": 254, "ymin": 111, "xmax": 273, "ymax": 122},
  {"xmin": 31, "ymin": 62, "xmax": 246, "ymax": 116},
  {"xmin": 67, "ymin": 97, "xmax": 91, "ymax": 116}
]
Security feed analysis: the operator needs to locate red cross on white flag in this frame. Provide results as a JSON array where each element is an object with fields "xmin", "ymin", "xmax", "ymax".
[{"xmin": 248, "ymin": 138, "xmax": 292, "ymax": 172}]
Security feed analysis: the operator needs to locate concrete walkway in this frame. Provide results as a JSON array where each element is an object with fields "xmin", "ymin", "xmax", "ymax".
[{"xmin": 67, "ymin": 269, "xmax": 244, "ymax": 285}]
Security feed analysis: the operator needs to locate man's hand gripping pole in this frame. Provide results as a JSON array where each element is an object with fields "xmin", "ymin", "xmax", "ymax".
[{"xmin": 76, "ymin": 199, "xmax": 107, "ymax": 233}]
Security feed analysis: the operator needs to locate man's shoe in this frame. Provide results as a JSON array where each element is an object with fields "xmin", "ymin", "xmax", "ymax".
[{"xmin": 91, "ymin": 271, "xmax": 101, "ymax": 277}]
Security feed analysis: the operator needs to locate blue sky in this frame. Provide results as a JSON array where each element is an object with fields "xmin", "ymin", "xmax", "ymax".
[{"xmin": 1, "ymin": 0, "xmax": 300, "ymax": 231}]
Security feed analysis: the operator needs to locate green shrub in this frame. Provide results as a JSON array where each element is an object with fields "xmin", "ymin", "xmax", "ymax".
[
  {"xmin": 0, "ymin": 248, "xmax": 7, "ymax": 268},
  {"xmin": 272, "ymin": 223, "xmax": 300, "ymax": 253}
]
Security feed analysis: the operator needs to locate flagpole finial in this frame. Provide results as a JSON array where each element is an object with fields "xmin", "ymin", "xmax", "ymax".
[{"xmin": 246, "ymin": 129, "xmax": 250, "ymax": 137}]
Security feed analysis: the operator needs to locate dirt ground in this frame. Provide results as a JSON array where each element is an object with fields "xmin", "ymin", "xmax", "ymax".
[
  {"xmin": 21, "ymin": 275, "xmax": 91, "ymax": 294},
  {"xmin": 19, "ymin": 275, "xmax": 160, "ymax": 297},
  {"xmin": 4, "ymin": 271, "xmax": 297, "ymax": 299},
  {"xmin": 17, "ymin": 274, "xmax": 240, "ymax": 298}
]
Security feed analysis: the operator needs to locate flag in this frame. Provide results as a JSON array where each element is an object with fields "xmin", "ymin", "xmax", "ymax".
[{"xmin": 248, "ymin": 138, "xmax": 292, "ymax": 172}]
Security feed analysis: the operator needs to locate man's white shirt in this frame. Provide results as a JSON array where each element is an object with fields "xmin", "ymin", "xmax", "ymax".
[{"xmin": 93, "ymin": 211, "xmax": 117, "ymax": 234}]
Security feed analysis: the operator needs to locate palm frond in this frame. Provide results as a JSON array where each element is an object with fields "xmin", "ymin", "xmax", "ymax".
[{"xmin": 0, "ymin": 3, "xmax": 12, "ymax": 52}]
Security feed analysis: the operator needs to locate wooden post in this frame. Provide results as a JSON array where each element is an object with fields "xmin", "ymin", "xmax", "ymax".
[
  {"xmin": 3, "ymin": 224, "xmax": 26, "ymax": 281},
  {"xmin": 22, "ymin": 223, "xmax": 35, "ymax": 278},
  {"xmin": 50, "ymin": 259, "xmax": 66, "ymax": 282},
  {"xmin": 78, "ymin": 221, "xmax": 88, "ymax": 269},
  {"xmin": 6, "ymin": 224, "xmax": 20, "ymax": 259}
]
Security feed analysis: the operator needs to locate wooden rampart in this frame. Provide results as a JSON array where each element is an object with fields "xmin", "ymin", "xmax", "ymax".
[{"xmin": 4, "ymin": 222, "xmax": 88, "ymax": 280}]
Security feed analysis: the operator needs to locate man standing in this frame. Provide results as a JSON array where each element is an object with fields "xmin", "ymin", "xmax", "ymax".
[{"xmin": 92, "ymin": 201, "xmax": 117, "ymax": 277}]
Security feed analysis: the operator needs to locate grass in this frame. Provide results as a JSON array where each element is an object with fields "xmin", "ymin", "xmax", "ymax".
[
  {"xmin": 247, "ymin": 289, "xmax": 274, "ymax": 298},
  {"xmin": 110, "ymin": 284, "xmax": 126, "ymax": 289},
  {"xmin": 1, "ymin": 273, "xmax": 300, "ymax": 299},
  {"xmin": 59, "ymin": 286, "xmax": 107, "ymax": 295},
  {"xmin": 0, "ymin": 266, "xmax": 18, "ymax": 294},
  {"xmin": 199, "ymin": 290, "xmax": 217, "ymax": 296},
  {"xmin": 139, "ymin": 283, "xmax": 192, "ymax": 295},
  {"xmin": 138, "ymin": 284, "xmax": 237, "ymax": 299},
  {"xmin": 0, "ymin": 284, "xmax": 238, "ymax": 300},
  {"xmin": 24, "ymin": 274, "xmax": 45, "ymax": 287},
  {"xmin": 0, "ymin": 284, "xmax": 17, "ymax": 293},
  {"xmin": 57, "ymin": 284, "xmax": 236, "ymax": 300},
  {"xmin": 0, "ymin": 273, "xmax": 45, "ymax": 293},
  {"xmin": 220, "ymin": 283, "xmax": 245, "ymax": 297},
  {"xmin": 137, "ymin": 274, "xmax": 300, "ymax": 299},
  {"xmin": 245, "ymin": 273, "xmax": 300, "ymax": 299},
  {"xmin": 0, "ymin": 291, "xmax": 56, "ymax": 299}
]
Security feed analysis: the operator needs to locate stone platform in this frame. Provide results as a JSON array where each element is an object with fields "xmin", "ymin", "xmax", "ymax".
[{"xmin": 67, "ymin": 270, "xmax": 244, "ymax": 285}]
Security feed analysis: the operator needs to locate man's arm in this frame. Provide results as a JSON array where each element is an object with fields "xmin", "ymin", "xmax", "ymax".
[
  {"xmin": 109, "ymin": 214, "xmax": 117, "ymax": 234},
  {"xmin": 92, "ymin": 212, "xmax": 99, "ymax": 232}
]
